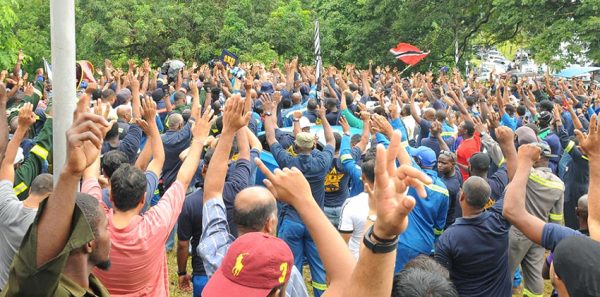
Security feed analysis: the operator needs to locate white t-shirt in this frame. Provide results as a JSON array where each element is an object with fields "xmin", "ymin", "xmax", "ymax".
[
  {"xmin": 0, "ymin": 180, "xmax": 38, "ymax": 289},
  {"xmin": 338, "ymin": 192, "xmax": 369, "ymax": 260}
]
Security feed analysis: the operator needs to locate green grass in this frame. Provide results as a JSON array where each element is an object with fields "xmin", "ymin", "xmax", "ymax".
[{"xmin": 166, "ymin": 249, "xmax": 554, "ymax": 297}]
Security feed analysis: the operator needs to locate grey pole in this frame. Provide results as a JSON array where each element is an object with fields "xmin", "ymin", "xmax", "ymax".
[{"xmin": 50, "ymin": 0, "xmax": 76, "ymax": 183}]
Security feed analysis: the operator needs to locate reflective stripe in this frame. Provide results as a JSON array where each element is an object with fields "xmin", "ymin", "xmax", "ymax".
[
  {"xmin": 13, "ymin": 182, "xmax": 28, "ymax": 196},
  {"xmin": 440, "ymin": 131, "xmax": 455, "ymax": 137},
  {"xmin": 153, "ymin": 189, "xmax": 160, "ymax": 195},
  {"xmin": 340, "ymin": 154, "xmax": 353, "ymax": 162},
  {"xmin": 498, "ymin": 157, "xmax": 505, "ymax": 166},
  {"xmin": 523, "ymin": 288, "xmax": 543, "ymax": 297},
  {"xmin": 33, "ymin": 88, "xmax": 42, "ymax": 97},
  {"xmin": 425, "ymin": 184, "xmax": 449, "ymax": 196},
  {"xmin": 483, "ymin": 198, "xmax": 495, "ymax": 209},
  {"xmin": 564, "ymin": 141, "xmax": 575, "ymax": 153},
  {"xmin": 118, "ymin": 128, "xmax": 124, "ymax": 133},
  {"xmin": 549, "ymin": 213, "xmax": 563, "ymax": 221},
  {"xmin": 311, "ymin": 281, "xmax": 327, "ymax": 291},
  {"xmin": 582, "ymin": 155, "xmax": 589, "ymax": 161},
  {"xmin": 30, "ymin": 144, "xmax": 49, "ymax": 160},
  {"xmin": 528, "ymin": 173, "xmax": 564, "ymax": 191},
  {"xmin": 433, "ymin": 228, "xmax": 443, "ymax": 235}
]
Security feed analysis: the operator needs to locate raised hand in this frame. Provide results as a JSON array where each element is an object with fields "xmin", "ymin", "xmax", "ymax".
[
  {"xmin": 222, "ymin": 94, "xmax": 251, "ymax": 133},
  {"xmin": 575, "ymin": 114, "xmax": 600, "ymax": 158},
  {"xmin": 259, "ymin": 93, "xmax": 275, "ymax": 113},
  {"xmin": 141, "ymin": 96, "xmax": 157, "ymax": 122},
  {"xmin": 192, "ymin": 107, "xmax": 214, "ymax": 140},
  {"xmin": 65, "ymin": 112, "xmax": 110, "ymax": 175},
  {"xmin": 339, "ymin": 115, "xmax": 350, "ymax": 135},
  {"xmin": 495, "ymin": 126, "xmax": 514, "ymax": 145},
  {"xmin": 517, "ymin": 143, "xmax": 541, "ymax": 164},
  {"xmin": 372, "ymin": 132, "xmax": 432, "ymax": 239},
  {"xmin": 17, "ymin": 103, "xmax": 36, "ymax": 129}
]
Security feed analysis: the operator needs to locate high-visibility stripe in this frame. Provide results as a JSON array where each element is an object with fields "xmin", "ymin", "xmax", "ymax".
[
  {"xmin": 549, "ymin": 213, "xmax": 564, "ymax": 221},
  {"xmin": 528, "ymin": 174, "xmax": 564, "ymax": 191},
  {"xmin": 33, "ymin": 88, "xmax": 42, "ymax": 97},
  {"xmin": 582, "ymin": 155, "xmax": 589, "ymax": 161},
  {"xmin": 311, "ymin": 281, "xmax": 327, "ymax": 291},
  {"xmin": 523, "ymin": 288, "xmax": 543, "ymax": 297},
  {"xmin": 30, "ymin": 144, "xmax": 49, "ymax": 160},
  {"xmin": 498, "ymin": 157, "xmax": 505, "ymax": 166},
  {"xmin": 153, "ymin": 189, "xmax": 160, "ymax": 195},
  {"xmin": 483, "ymin": 198, "xmax": 495, "ymax": 209},
  {"xmin": 564, "ymin": 141, "xmax": 575, "ymax": 153},
  {"xmin": 433, "ymin": 228, "xmax": 444, "ymax": 235},
  {"xmin": 425, "ymin": 184, "xmax": 449, "ymax": 196},
  {"xmin": 340, "ymin": 154, "xmax": 353, "ymax": 162},
  {"xmin": 440, "ymin": 132, "xmax": 455, "ymax": 137},
  {"xmin": 13, "ymin": 182, "xmax": 28, "ymax": 196}
]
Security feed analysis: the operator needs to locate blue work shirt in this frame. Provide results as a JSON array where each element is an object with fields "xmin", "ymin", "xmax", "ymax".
[
  {"xmin": 161, "ymin": 123, "xmax": 192, "ymax": 189},
  {"xmin": 324, "ymin": 157, "xmax": 350, "ymax": 208},
  {"xmin": 500, "ymin": 113, "xmax": 517, "ymax": 131},
  {"xmin": 271, "ymin": 142, "xmax": 334, "ymax": 223},
  {"xmin": 340, "ymin": 135, "xmax": 364, "ymax": 197}
]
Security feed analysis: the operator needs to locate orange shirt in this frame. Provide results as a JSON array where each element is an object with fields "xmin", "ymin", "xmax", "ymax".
[{"xmin": 456, "ymin": 132, "xmax": 481, "ymax": 181}]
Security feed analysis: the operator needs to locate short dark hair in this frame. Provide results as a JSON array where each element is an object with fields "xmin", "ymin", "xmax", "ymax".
[
  {"xmin": 29, "ymin": 173, "xmax": 53, "ymax": 196},
  {"xmin": 361, "ymin": 159, "xmax": 375, "ymax": 183},
  {"xmin": 392, "ymin": 268, "xmax": 458, "ymax": 297},
  {"xmin": 462, "ymin": 176, "xmax": 491, "ymax": 209},
  {"xmin": 350, "ymin": 134, "xmax": 362, "ymax": 146},
  {"xmin": 233, "ymin": 199, "xmax": 277, "ymax": 231},
  {"xmin": 404, "ymin": 255, "xmax": 449, "ymax": 279},
  {"xmin": 174, "ymin": 91, "xmax": 186, "ymax": 103},
  {"xmin": 463, "ymin": 121, "xmax": 475, "ymax": 136},
  {"xmin": 435, "ymin": 110, "xmax": 447, "ymax": 122},
  {"xmin": 516, "ymin": 105, "xmax": 527, "ymax": 116},
  {"xmin": 101, "ymin": 89, "xmax": 115, "ymax": 101},
  {"xmin": 110, "ymin": 164, "xmax": 147, "ymax": 211},
  {"xmin": 101, "ymin": 150, "xmax": 129, "ymax": 178},
  {"xmin": 334, "ymin": 132, "xmax": 342, "ymax": 152},
  {"xmin": 307, "ymin": 99, "xmax": 318, "ymax": 111},
  {"xmin": 465, "ymin": 95, "xmax": 477, "ymax": 107},
  {"xmin": 539, "ymin": 100, "xmax": 554, "ymax": 113},
  {"xmin": 75, "ymin": 193, "xmax": 103, "ymax": 237},
  {"xmin": 105, "ymin": 122, "xmax": 119, "ymax": 140}
]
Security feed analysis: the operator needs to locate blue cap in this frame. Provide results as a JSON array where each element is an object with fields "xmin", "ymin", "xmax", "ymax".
[
  {"xmin": 408, "ymin": 146, "xmax": 437, "ymax": 168},
  {"xmin": 260, "ymin": 82, "xmax": 274, "ymax": 94}
]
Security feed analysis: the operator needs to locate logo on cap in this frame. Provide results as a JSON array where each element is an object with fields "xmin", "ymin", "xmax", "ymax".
[{"xmin": 232, "ymin": 253, "xmax": 249, "ymax": 277}]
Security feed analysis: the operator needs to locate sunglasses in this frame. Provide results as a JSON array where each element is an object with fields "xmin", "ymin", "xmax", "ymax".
[{"xmin": 439, "ymin": 150, "xmax": 456, "ymax": 162}]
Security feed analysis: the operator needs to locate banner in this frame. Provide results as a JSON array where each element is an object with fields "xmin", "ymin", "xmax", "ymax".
[{"xmin": 220, "ymin": 49, "xmax": 239, "ymax": 68}]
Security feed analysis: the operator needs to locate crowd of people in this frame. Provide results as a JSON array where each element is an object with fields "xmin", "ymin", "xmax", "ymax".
[{"xmin": 0, "ymin": 50, "xmax": 599, "ymax": 297}]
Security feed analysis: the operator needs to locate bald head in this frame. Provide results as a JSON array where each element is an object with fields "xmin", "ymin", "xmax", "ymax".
[
  {"xmin": 292, "ymin": 92, "xmax": 302, "ymax": 104},
  {"xmin": 462, "ymin": 176, "xmax": 491, "ymax": 209},
  {"xmin": 168, "ymin": 113, "xmax": 184, "ymax": 131},
  {"xmin": 116, "ymin": 105, "xmax": 132, "ymax": 121},
  {"xmin": 249, "ymin": 89, "xmax": 257, "ymax": 100},
  {"xmin": 234, "ymin": 187, "xmax": 277, "ymax": 234},
  {"xmin": 578, "ymin": 195, "xmax": 588, "ymax": 212}
]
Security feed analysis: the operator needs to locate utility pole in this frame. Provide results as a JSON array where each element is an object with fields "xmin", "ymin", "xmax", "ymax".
[{"xmin": 50, "ymin": 0, "xmax": 76, "ymax": 182}]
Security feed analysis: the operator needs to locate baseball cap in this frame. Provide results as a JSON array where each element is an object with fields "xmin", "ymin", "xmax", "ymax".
[
  {"xmin": 553, "ymin": 236, "xmax": 600, "ymax": 297},
  {"xmin": 535, "ymin": 141, "xmax": 557, "ymax": 158},
  {"xmin": 299, "ymin": 117, "xmax": 312, "ymax": 129},
  {"xmin": 515, "ymin": 126, "xmax": 538, "ymax": 145},
  {"xmin": 537, "ymin": 111, "xmax": 553, "ymax": 126},
  {"xmin": 295, "ymin": 132, "xmax": 314, "ymax": 149},
  {"xmin": 408, "ymin": 146, "xmax": 436, "ymax": 168},
  {"xmin": 202, "ymin": 233, "xmax": 294, "ymax": 297},
  {"xmin": 260, "ymin": 82, "xmax": 275, "ymax": 95},
  {"xmin": 468, "ymin": 152, "xmax": 490, "ymax": 172}
]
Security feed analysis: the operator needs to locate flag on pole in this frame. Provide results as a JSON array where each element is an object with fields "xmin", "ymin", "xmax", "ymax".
[
  {"xmin": 314, "ymin": 18, "xmax": 323, "ymax": 92},
  {"xmin": 390, "ymin": 43, "xmax": 429, "ymax": 66},
  {"xmin": 43, "ymin": 57, "xmax": 53, "ymax": 83}
]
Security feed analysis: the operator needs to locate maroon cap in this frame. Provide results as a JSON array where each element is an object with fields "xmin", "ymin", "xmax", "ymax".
[{"xmin": 202, "ymin": 232, "xmax": 294, "ymax": 297}]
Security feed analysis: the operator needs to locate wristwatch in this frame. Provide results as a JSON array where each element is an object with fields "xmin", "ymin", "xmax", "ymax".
[
  {"xmin": 265, "ymin": 112, "xmax": 273, "ymax": 116},
  {"xmin": 293, "ymin": 118, "xmax": 300, "ymax": 122},
  {"xmin": 367, "ymin": 214, "xmax": 377, "ymax": 222},
  {"xmin": 343, "ymin": 131, "xmax": 351, "ymax": 136},
  {"xmin": 362, "ymin": 225, "xmax": 399, "ymax": 254},
  {"xmin": 177, "ymin": 271, "xmax": 187, "ymax": 276}
]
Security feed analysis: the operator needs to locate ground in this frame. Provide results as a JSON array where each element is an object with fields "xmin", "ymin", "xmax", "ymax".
[{"xmin": 166, "ymin": 249, "xmax": 554, "ymax": 296}]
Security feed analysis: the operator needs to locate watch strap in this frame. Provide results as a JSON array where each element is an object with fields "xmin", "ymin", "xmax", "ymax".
[{"xmin": 362, "ymin": 225, "xmax": 398, "ymax": 254}]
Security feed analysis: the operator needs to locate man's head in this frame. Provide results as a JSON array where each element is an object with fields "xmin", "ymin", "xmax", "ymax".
[
  {"xmin": 392, "ymin": 268, "xmax": 457, "ymax": 297},
  {"xmin": 101, "ymin": 89, "xmax": 116, "ymax": 105},
  {"xmin": 325, "ymin": 98, "xmax": 338, "ymax": 111},
  {"xmin": 174, "ymin": 91, "xmax": 186, "ymax": 106},
  {"xmin": 361, "ymin": 159, "xmax": 375, "ymax": 188},
  {"xmin": 167, "ymin": 113, "xmax": 184, "ymax": 131},
  {"xmin": 435, "ymin": 110, "xmax": 447, "ymax": 122},
  {"xmin": 422, "ymin": 108, "xmax": 435, "ymax": 121},
  {"xmin": 202, "ymin": 232, "xmax": 293, "ymax": 297},
  {"xmin": 468, "ymin": 152, "xmax": 490, "ymax": 178},
  {"xmin": 505, "ymin": 104, "xmax": 516, "ymax": 116},
  {"xmin": 28, "ymin": 173, "xmax": 53, "ymax": 201},
  {"xmin": 299, "ymin": 117, "xmax": 311, "ymax": 133},
  {"xmin": 73, "ymin": 193, "xmax": 111, "ymax": 271},
  {"xmin": 577, "ymin": 194, "xmax": 589, "ymax": 230},
  {"xmin": 460, "ymin": 176, "xmax": 491, "ymax": 211},
  {"xmin": 458, "ymin": 120, "xmax": 475, "ymax": 137},
  {"xmin": 534, "ymin": 142, "xmax": 555, "ymax": 167},
  {"xmin": 116, "ymin": 105, "xmax": 132, "ymax": 123},
  {"xmin": 291, "ymin": 92, "xmax": 302, "ymax": 105},
  {"xmin": 307, "ymin": 99, "xmax": 318, "ymax": 111},
  {"xmin": 552, "ymin": 236, "xmax": 600, "ymax": 297},
  {"xmin": 437, "ymin": 151, "xmax": 456, "ymax": 177},
  {"xmin": 294, "ymin": 132, "xmax": 315, "ymax": 154},
  {"xmin": 110, "ymin": 164, "xmax": 147, "ymax": 212},
  {"xmin": 101, "ymin": 150, "xmax": 129, "ymax": 178},
  {"xmin": 409, "ymin": 146, "xmax": 436, "ymax": 169},
  {"xmin": 233, "ymin": 187, "xmax": 278, "ymax": 236},
  {"xmin": 537, "ymin": 111, "xmax": 553, "ymax": 129},
  {"xmin": 105, "ymin": 122, "xmax": 120, "ymax": 141},
  {"xmin": 516, "ymin": 126, "xmax": 538, "ymax": 146}
]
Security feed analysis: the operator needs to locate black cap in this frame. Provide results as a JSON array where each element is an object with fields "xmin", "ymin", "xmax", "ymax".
[{"xmin": 554, "ymin": 236, "xmax": 600, "ymax": 297}]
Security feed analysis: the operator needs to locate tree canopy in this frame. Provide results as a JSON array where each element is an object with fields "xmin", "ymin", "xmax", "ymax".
[{"xmin": 3, "ymin": 0, "xmax": 599, "ymax": 73}]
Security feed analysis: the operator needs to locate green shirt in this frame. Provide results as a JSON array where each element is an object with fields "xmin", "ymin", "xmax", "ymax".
[{"xmin": 1, "ymin": 200, "xmax": 110, "ymax": 297}]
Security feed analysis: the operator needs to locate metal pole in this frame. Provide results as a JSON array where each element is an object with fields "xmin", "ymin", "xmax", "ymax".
[{"xmin": 50, "ymin": 0, "xmax": 76, "ymax": 183}]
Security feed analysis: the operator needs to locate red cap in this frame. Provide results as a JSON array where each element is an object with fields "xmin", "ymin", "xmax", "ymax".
[{"xmin": 202, "ymin": 232, "xmax": 294, "ymax": 297}]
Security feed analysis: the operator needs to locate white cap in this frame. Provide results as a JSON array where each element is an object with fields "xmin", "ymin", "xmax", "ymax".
[{"xmin": 299, "ymin": 117, "xmax": 312, "ymax": 129}]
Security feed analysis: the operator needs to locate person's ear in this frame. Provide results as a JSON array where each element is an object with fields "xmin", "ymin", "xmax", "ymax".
[{"xmin": 84, "ymin": 240, "xmax": 95, "ymax": 254}]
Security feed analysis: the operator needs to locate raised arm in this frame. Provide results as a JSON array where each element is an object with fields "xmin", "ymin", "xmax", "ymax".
[
  {"xmin": 495, "ymin": 126, "xmax": 518, "ymax": 181},
  {"xmin": 261, "ymin": 94, "xmax": 278, "ymax": 146},
  {"xmin": 130, "ymin": 74, "xmax": 142, "ymax": 120},
  {"xmin": 175, "ymin": 107, "xmax": 214, "ymax": 190},
  {"xmin": 575, "ymin": 115, "xmax": 600, "ymax": 240},
  {"xmin": 189, "ymin": 74, "xmax": 201, "ymax": 120},
  {"xmin": 203, "ymin": 95, "xmax": 250, "ymax": 200},
  {"xmin": 141, "ymin": 97, "xmax": 164, "ymax": 176},
  {"xmin": 502, "ymin": 144, "xmax": 545, "ymax": 245},
  {"xmin": 0, "ymin": 103, "xmax": 36, "ymax": 181},
  {"xmin": 0, "ymin": 83, "xmax": 8, "ymax": 164},
  {"xmin": 408, "ymin": 91, "xmax": 422, "ymax": 124},
  {"xmin": 318, "ymin": 103, "xmax": 335, "ymax": 147},
  {"xmin": 36, "ymin": 95, "xmax": 110, "ymax": 267}
]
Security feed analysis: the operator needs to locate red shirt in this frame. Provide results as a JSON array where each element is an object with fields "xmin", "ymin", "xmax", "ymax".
[{"xmin": 456, "ymin": 132, "xmax": 481, "ymax": 181}]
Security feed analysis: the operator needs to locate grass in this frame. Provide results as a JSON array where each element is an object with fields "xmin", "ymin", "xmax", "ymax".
[{"xmin": 166, "ymin": 248, "xmax": 554, "ymax": 297}]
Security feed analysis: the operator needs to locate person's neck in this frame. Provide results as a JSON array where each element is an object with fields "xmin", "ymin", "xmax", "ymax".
[
  {"xmin": 112, "ymin": 207, "xmax": 141, "ymax": 229},
  {"xmin": 442, "ymin": 168, "xmax": 455, "ymax": 178},
  {"xmin": 22, "ymin": 194, "xmax": 44, "ymax": 209},
  {"xmin": 108, "ymin": 138, "xmax": 119, "ymax": 146},
  {"xmin": 62, "ymin": 253, "xmax": 91, "ymax": 290},
  {"xmin": 462, "ymin": 207, "xmax": 483, "ymax": 218}
]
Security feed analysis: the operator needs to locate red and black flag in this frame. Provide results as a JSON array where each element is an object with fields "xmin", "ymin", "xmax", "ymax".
[{"xmin": 390, "ymin": 43, "xmax": 429, "ymax": 66}]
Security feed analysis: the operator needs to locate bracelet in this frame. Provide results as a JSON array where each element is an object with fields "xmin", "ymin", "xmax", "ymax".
[
  {"xmin": 177, "ymin": 271, "xmax": 187, "ymax": 276},
  {"xmin": 362, "ymin": 225, "xmax": 399, "ymax": 254},
  {"xmin": 370, "ymin": 225, "xmax": 399, "ymax": 243}
]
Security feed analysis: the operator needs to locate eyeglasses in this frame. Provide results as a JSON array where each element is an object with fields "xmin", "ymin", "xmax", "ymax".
[{"xmin": 439, "ymin": 150, "xmax": 456, "ymax": 162}]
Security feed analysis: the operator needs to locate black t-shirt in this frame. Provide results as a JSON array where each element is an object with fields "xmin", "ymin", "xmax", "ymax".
[{"xmin": 177, "ymin": 189, "xmax": 207, "ymax": 276}]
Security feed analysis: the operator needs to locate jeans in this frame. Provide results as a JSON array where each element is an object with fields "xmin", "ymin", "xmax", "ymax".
[
  {"xmin": 278, "ymin": 219, "xmax": 327, "ymax": 297},
  {"xmin": 324, "ymin": 205, "xmax": 343, "ymax": 227},
  {"xmin": 192, "ymin": 275, "xmax": 208, "ymax": 297}
]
